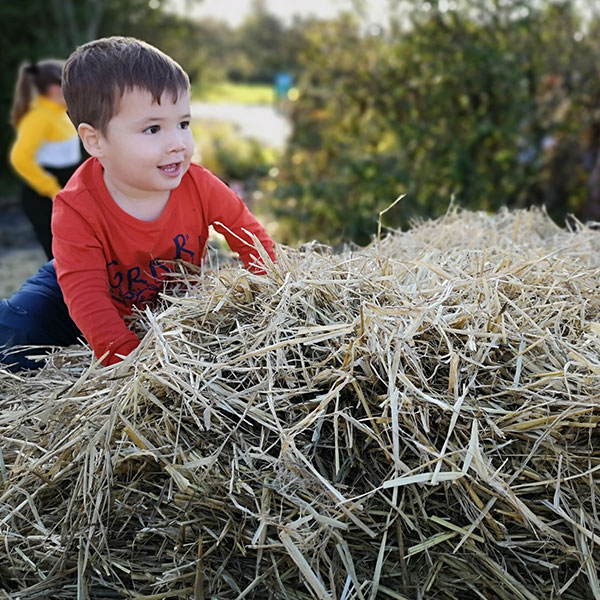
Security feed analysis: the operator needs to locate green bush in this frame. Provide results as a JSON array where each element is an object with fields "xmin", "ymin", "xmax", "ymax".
[
  {"xmin": 263, "ymin": 1, "xmax": 600, "ymax": 246},
  {"xmin": 192, "ymin": 120, "xmax": 276, "ymax": 182}
]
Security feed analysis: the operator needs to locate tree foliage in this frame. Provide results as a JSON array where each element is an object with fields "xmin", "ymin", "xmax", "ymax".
[
  {"xmin": 229, "ymin": 0, "xmax": 304, "ymax": 83},
  {"xmin": 266, "ymin": 0, "xmax": 600, "ymax": 245},
  {"xmin": 98, "ymin": 0, "xmax": 229, "ymax": 87}
]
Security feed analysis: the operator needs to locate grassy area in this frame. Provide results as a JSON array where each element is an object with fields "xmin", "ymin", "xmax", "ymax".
[{"xmin": 193, "ymin": 81, "xmax": 275, "ymax": 105}]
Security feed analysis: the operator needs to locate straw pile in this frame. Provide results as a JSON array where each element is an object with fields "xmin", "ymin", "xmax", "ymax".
[{"xmin": 1, "ymin": 207, "xmax": 600, "ymax": 600}]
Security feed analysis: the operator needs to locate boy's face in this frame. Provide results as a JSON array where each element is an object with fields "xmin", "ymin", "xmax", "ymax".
[{"xmin": 94, "ymin": 87, "xmax": 194, "ymax": 201}]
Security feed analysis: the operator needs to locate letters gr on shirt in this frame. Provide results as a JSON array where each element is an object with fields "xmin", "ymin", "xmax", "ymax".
[{"xmin": 107, "ymin": 233, "xmax": 203, "ymax": 306}]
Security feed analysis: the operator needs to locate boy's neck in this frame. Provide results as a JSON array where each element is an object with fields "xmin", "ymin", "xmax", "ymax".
[{"xmin": 102, "ymin": 169, "xmax": 170, "ymax": 222}]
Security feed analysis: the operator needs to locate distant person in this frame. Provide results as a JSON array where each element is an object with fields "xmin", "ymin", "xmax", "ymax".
[
  {"xmin": 274, "ymin": 71, "xmax": 293, "ymax": 102},
  {"xmin": 9, "ymin": 59, "xmax": 82, "ymax": 259},
  {"xmin": 0, "ymin": 37, "xmax": 275, "ymax": 371}
]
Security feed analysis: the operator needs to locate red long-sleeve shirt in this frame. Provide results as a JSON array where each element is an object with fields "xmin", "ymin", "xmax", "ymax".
[{"xmin": 52, "ymin": 158, "xmax": 275, "ymax": 365}]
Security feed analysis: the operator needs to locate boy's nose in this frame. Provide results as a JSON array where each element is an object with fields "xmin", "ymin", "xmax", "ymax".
[{"xmin": 167, "ymin": 131, "xmax": 187, "ymax": 152}]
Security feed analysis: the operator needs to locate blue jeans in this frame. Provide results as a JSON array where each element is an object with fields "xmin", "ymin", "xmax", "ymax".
[{"xmin": 0, "ymin": 261, "xmax": 80, "ymax": 371}]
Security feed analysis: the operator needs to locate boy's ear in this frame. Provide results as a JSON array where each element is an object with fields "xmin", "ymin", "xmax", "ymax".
[{"xmin": 77, "ymin": 123, "xmax": 104, "ymax": 158}]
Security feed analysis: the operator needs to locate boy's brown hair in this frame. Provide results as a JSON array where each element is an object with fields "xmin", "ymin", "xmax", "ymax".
[{"xmin": 62, "ymin": 36, "xmax": 189, "ymax": 134}]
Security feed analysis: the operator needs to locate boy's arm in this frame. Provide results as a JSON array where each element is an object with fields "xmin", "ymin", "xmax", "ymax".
[
  {"xmin": 52, "ymin": 198, "xmax": 140, "ymax": 365},
  {"xmin": 206, "ymin": 174, "xmax": 275, "ymax": 270},
  {"xmin": 10, "ymin": 112, "xmax": 61, "ymax": 198}
]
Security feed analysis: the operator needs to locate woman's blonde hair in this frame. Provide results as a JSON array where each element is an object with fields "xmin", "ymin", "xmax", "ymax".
[{"xmin": 10, "ymin": 59, "xmax": 64, "ymax": 128}]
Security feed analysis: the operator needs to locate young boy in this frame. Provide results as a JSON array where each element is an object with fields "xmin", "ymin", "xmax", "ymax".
[{"xmin": 0, "ymin": 36, "xmax": 275, "ymax": 370}]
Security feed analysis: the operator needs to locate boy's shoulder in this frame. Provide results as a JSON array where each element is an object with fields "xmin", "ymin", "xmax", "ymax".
[
  {"xmin": 60, "ymin": 158, "xmax": 97, "ymax": 193},
  {"xmin": 185, "ymin": 162, "xmax": 216, "ymax": 185},
  {"xmin": 54, "ymin": 158, "xmax": 102, "ymax": 214},
  {"xmin": 184, "ymin": 162, "xmax": 232, "ymax": 198}
]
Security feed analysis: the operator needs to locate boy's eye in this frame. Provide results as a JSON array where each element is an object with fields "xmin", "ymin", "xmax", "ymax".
[
  {"xmin": 179, "ymin": 121, "xmax": 190, "ymax": 130},
  {"xmin": 144, "ymin": 125, "xmax": 160, "ymax": 134}
]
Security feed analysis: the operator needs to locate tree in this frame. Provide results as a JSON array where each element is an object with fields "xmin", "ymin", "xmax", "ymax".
[
  {"xmin": 232, "ymin": 1, "xmax": 302, "ymax": 83},
  {"xmin": 48, "ymin": 0, "xmax": 106, "ymax": 54}
]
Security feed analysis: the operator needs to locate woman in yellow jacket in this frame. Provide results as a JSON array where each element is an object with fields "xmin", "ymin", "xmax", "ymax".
[{"xmin": 9, "ymin": 60, "xmax": 81, "ymax": 259}]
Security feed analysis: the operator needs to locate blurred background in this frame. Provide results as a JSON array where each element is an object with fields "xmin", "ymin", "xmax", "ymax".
[{"xmin": 2, "ymin": 0, "xmax": 600, "ymax": 280}]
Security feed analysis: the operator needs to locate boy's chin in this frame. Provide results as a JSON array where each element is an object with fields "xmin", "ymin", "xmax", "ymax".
[{"xmin": 157, "ymin": 169, "xmax": 187, "ymax": 188}]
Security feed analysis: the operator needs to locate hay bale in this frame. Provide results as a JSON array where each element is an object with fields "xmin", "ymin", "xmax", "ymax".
[{"xmin": 1, "ymin": 207, "xmax": 600, "ymax": 599}]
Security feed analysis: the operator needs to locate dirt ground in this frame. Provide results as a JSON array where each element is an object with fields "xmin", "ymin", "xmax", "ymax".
[{"xmin": 0, "ymin": 198, "xmax": 47, "ymax": 298}]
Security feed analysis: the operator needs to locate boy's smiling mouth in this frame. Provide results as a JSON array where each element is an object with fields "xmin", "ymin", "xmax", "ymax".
[{"xmin": 158, "ymin": 162, "xmax": 182, "ymax": 177}]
